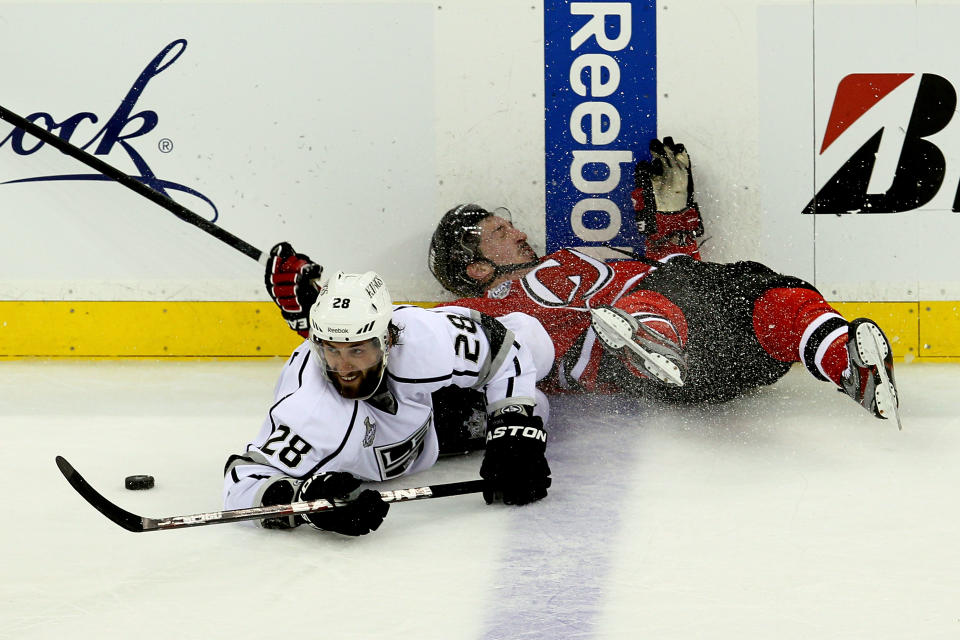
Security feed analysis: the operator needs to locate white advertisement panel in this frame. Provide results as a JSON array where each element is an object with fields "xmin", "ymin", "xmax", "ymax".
[
  {"xmin": 0, "ymin": 2, "xmax": 437, "ymax": 300},
  {"xmin": 759, "ymin": 2, "xmax": 960, "ymax": 301}
]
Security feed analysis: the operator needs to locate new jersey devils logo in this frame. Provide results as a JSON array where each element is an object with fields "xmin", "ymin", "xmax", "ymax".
[
  {"xmin": 805, "ymin": 73, "xmax": 959, "ymax": 214},
  {"xmin": 521, "ymin": 249, "xmax": 613, "ymax": 309}
]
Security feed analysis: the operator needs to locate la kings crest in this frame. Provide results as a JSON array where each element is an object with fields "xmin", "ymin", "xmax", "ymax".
[{"xmin": 374, "ymin": 414, "xmax": 431, "ymax": 479}]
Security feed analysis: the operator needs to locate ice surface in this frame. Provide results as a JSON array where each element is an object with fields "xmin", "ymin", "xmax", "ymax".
[{"xmin": 2, "ymin": 359, "xmax": 959, "ymax": 639}]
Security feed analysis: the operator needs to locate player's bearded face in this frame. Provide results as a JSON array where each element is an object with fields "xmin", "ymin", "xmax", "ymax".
[
  {"xmin": 319, "ymin": 338, "xmax": 386, "ymax": 399},
  {"xmin": 476, "ymin": 216, "xmax": 538, "ymax": 266}
]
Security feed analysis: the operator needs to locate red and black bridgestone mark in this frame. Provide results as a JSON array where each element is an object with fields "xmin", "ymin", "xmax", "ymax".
[{"xmin": 806, "ymin": 73, "xmax": 959, "ymax": 215}]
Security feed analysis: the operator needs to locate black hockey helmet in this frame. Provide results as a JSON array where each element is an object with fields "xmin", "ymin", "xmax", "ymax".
[{"xmin": 428, "ymin": 203, "xmax": 494, "ymax": 297}]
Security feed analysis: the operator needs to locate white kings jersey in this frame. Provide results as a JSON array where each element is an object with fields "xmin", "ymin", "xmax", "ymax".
[{"xmin": 223, "ymin": 305, "xmax": 551, "ymax": 513}]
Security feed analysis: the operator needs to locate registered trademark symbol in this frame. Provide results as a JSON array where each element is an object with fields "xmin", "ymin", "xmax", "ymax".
[{"xmin": 158, "ymin": 138, "xmax": 174, "ymax": 153}]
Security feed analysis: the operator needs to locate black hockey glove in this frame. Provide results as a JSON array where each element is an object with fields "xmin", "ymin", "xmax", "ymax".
[
  {"xmin": 265, "ymin": 242, "xmax": 324, "ymax": 338},
  {"xmin": 632, "ymin": 137, "xmax": 704, "ymax": 258},
  {"xmin": 480, "ymin": 407, "xmax": 551, "ymax": 506},
  {"xmin": 258, "ymin": 476, "xmax": 301, "ymax": 530},
  {"xmin": 296, "ymin": 471, "xmax": 389, "ymax": 536}
]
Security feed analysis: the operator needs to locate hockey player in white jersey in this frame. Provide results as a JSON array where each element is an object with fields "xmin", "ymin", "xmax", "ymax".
[{"xmin": 224, "ymin": 270, "xmax": 554, "ymax": 536}]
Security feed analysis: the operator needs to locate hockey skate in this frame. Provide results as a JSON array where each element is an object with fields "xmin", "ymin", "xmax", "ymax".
[
  {"xmin": 590, "ymin": 306, "xmax": 686, "ymax": 386},
  {"xmin": 841, "ymin": 318, "xmax": 901, "ymax": 429}
]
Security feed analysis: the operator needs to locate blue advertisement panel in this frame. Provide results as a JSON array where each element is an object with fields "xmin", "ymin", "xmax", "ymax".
[{"xmin": 544, "ymin": 0, "xmax": 657, "ymax": 257}]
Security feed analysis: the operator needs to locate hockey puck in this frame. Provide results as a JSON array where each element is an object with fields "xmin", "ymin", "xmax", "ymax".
[{"xmin": 125, "ymin": 475, "xmax": 155, "ymax": 490}]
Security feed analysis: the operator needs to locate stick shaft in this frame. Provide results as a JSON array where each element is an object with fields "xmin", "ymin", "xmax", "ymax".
[
  {"xmin": 55, "ymin": 455, "xmax": 485, "ymax": 533},
  {"xmin": 151, "ymin": 481, "xmax": 486, "ymax": 531},
  {"xmin": 0, "ymin": 104, "xmax": 264, "ymax": 262}
]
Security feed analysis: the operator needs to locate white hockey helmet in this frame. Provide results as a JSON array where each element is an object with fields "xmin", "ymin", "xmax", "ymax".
[{"xmin": 309, "ymin": 271, "xmax": 394, "ymax": 398}]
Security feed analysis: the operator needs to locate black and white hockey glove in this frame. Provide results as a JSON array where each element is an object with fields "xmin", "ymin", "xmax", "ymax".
[
  {"xmin": 265, "ymin": 242, "xmax": 324, "ymax": 338},
  {"xmin": 297, "ymin": 471, "xmax": 389, "ymax": 536},
  {"xmin": 258, "ymin": 476, "xmax": 301, "ymax": 530},
  {"xmin": 480, "ymin": 407, "xmax": 551, "ymax": 506},
  {"xmin": 632, "ymin": 137, "xmax": 704, "ymax": 259}
]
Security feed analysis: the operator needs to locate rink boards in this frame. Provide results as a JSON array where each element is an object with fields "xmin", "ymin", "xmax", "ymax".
[
  {"xmin": 1, "ymin": 300, "xmax": 957, "ymax": 360},
  {"xmin": 3, "ymin": 1, "xmax": 960, "ymax": 356}
]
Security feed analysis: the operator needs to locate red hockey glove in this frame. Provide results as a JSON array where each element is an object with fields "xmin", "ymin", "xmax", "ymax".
[
  {"xmin": 265, "ymin": 242, "xmax": 323, "ymax": 338},
  {"xmin": 632, "ymin": 137, "xmax": 704, "ymax": 260}
]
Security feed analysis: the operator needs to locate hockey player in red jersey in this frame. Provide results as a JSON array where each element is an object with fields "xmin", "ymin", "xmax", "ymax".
[{"xmin": 266, "ymin": 138, "xmax": 900, "ymax": 425}]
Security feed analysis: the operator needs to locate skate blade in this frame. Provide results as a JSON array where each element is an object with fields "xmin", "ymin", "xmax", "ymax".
[
  {"xmin": 590, "ymin": 308, "xmax": 685, "ymax": 387},
  {"xmin": 590, "ymin": 308, "xmax": 631, "ymax": 349},
  {"xmin": 855, "ymin": 323, "xmax": 902, "ymax": 430},
  {"xmin": 641, "ymin": 351, "xmax": 685, "ymax": 386}
]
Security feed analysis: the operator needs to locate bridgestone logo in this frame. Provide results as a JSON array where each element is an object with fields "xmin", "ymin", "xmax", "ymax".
[{"xmin": 806, "ymin": 73, "xmax": 960, "ymax": 214}]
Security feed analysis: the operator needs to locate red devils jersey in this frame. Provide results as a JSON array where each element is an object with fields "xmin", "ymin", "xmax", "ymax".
[{"xmin": 449, "ymin": 249, "xmax": 658, "ymax": 393}]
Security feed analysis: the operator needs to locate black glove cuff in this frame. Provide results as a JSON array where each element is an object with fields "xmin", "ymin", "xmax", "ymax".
[{"xmin": 259, "ymin": 477, "xmax": 300, "ymax": 530}]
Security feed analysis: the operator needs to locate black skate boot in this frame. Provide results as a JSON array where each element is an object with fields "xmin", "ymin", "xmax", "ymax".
[
  {"xmin": 590, "ymin": 305, "xmax": 686, "ymax": 386},
  {"xmin": 841, "ymin": 318, "xmax": 901, "ymax": 429}
]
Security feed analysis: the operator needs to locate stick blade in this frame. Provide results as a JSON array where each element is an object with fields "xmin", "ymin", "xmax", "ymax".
[{"xmin": 55, "ymin": 456, "xmax": 148, "ymax": 532}]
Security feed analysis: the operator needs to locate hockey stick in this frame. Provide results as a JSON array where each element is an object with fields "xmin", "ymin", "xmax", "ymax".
[
  {"xmin": 0, "ymin": 104, "xmax": 264, "ymax": 263},
  {"xmin": 55, "ymin": 456, "xmax": 485, "ymax": 533}
]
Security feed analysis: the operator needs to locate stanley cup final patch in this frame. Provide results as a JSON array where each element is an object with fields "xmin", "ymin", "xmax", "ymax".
[{"xmin": 362, "ymin": 416, "xmax": 377, "ymax": 448}]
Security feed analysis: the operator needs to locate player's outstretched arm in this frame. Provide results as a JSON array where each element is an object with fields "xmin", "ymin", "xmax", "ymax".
[
  {"xmin": 633, "ymin": 136, "xmax": 705, "ymax": 260},
  {"xmin": 265, "ymin": 242, "xmax": 324, "ymax": 338}
]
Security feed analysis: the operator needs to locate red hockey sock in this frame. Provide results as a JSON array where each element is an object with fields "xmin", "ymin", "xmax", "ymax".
[
  {"xmin": 753, "ymin": 287, "xmax": 849, "ymax": 384},
  {"xmin": 818, "ymin": 333, "xmax": 851, "ymax": 386}
]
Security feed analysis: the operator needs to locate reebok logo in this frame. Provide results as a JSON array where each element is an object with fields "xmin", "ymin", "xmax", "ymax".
[
  {"xmin": 543, "ymin": 0, "xmax": 655, "ymax": 255},
  {"xmin": 805, "ymin": 73, "xmax": 960, "ymax": 215}
]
